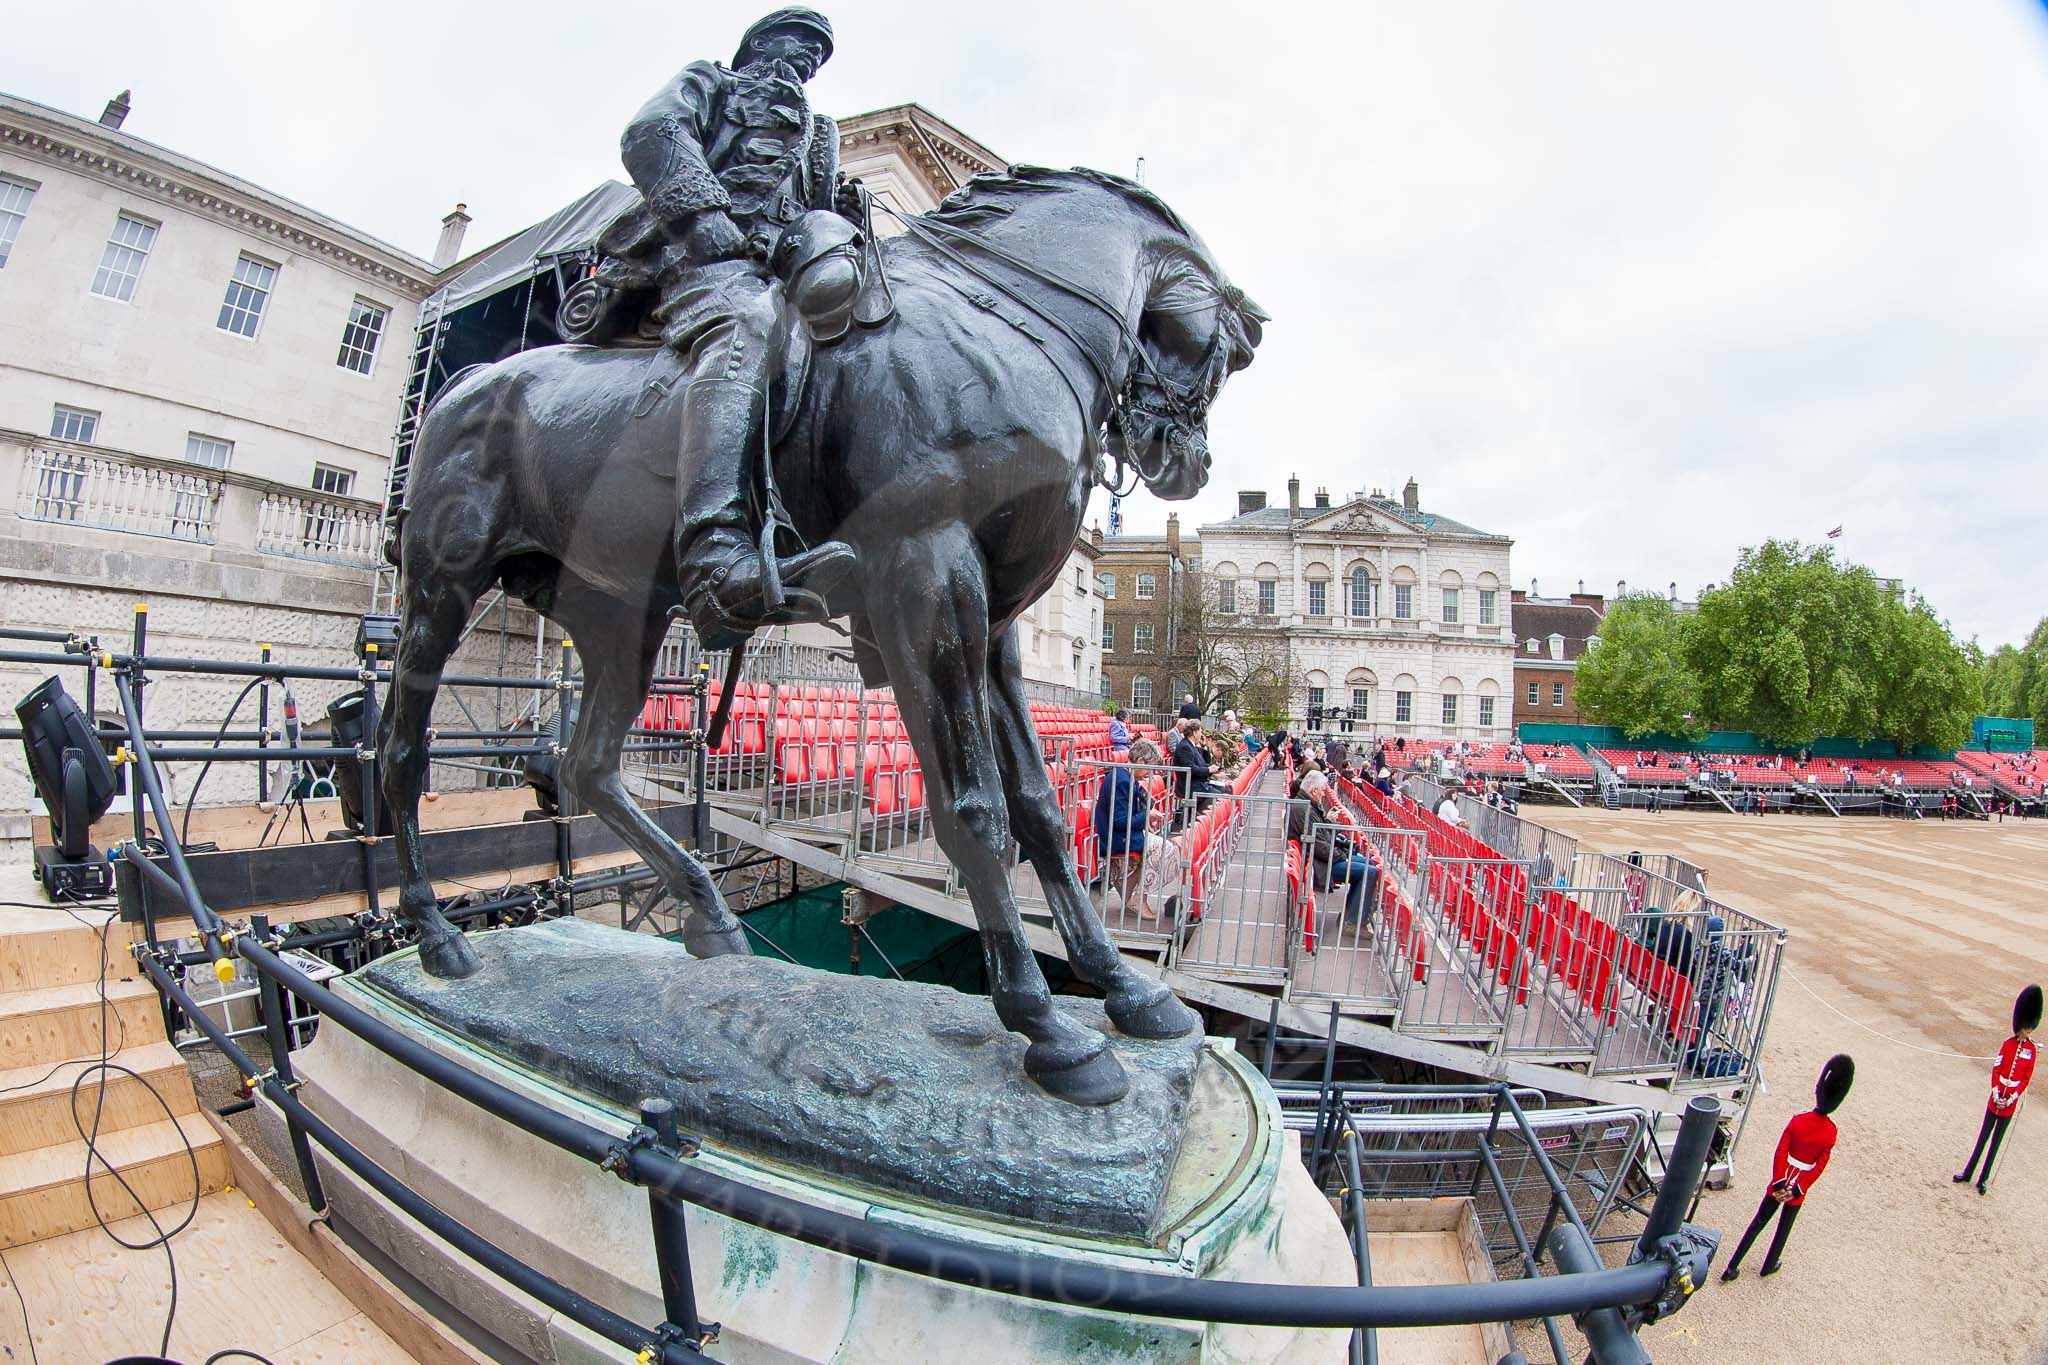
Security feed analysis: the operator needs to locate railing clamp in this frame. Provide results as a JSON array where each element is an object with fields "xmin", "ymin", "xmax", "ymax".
[{"xmin": 600, "ymin": 1124, "xmax": 658, "ymax": 1179}]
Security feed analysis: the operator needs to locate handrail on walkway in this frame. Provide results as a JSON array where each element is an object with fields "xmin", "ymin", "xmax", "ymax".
[{"xmin": 73, "ymin": 632, "xmax": 1721, "ymax": 1364}]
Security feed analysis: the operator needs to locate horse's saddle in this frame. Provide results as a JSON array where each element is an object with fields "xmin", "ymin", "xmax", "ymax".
[{"xmin": 561, "ymin": 207, "xmax": 878, "ymax": 350}]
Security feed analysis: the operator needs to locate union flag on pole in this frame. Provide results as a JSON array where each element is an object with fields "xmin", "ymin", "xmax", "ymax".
[{"xmin": 1827, "ymin": 525, "xmax": 1843, "ymax": 538}]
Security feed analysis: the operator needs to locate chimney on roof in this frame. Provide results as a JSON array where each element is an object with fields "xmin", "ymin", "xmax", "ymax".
[
  {"xmin": 1287, "ymin": 476, "xmax": 1301, "ymax": 520},
  {"xmin": 1090, "ymin": 521, "xmax": 1103, "ymax": 547},
  {"xmin": 1237, "ymin": 490, "xmax": 1267, "ymax": 516},
  {"xmin": 1402, "ymin": 477, "xmax": 1419, "ymax": 513},
  {"xmin": 1617, "ymin": 579, "xmax": 1627, "ymax": 598},
  {"xmin": 1577, "ymin": 579, "xmax": 1585, "ymax": 594},
  {"xmin": 433, "ymin": 203, "xmax": 472, "ymax": 270},
  {"xmin": 99, "ymin": 90, "xmax": 132, "ymax": 130},
  {"xmin": 1531, "ymin": 578, "xmax": 1539, "ymax": 598},
  {"xmin": 1313, "ymin": 487, "xmax": 1330, "ymax": 509},
  {"xmin": 1669, "ymin": 581, "xmax": 1678, "ymax": 601},
  {"xmin": 1166, "ymin": 513, "xmax": 1181, "ymax": 556}
]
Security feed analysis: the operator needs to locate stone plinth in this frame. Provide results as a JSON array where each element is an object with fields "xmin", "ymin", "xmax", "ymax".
[
  {"xmin": 264, "ymin": 921, "xmax": 1354, "ymax": 1363},
  {"xmin": 354, "ymin": 918, "xmax": 1205, "ymax": 1240}
]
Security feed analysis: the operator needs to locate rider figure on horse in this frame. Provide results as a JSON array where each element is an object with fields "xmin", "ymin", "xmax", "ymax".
[{"xmin": 598, "ymin": 8, "xmax": 862, "ymax": 649}]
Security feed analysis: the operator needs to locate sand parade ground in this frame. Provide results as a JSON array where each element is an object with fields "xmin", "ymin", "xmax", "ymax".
[{"xmin": 1530, "ymin": 809, "xmax": 2048, "ymax": 1364}]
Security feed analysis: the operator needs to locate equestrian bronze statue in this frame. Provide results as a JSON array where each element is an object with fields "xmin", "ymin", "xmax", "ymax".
[{"xmin": 379, "ymin": 9, "xmax": 1266, "ymax": 1105}]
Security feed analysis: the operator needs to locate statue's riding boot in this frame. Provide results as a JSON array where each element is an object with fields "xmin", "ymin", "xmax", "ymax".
[{"xmin": 673, "ymin": 377, "xmax": 854, "ymax": 651}]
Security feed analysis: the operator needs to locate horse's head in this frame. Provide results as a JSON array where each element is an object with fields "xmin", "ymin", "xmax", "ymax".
[{"xmin": 1112, "ymin": 240, "xmax": 1267, "ymax": 501}]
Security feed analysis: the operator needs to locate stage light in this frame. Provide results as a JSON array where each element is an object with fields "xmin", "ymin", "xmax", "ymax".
[
  {"xmin": 15, "ymin": 676, "xmax": 120, "ymax": 898},
  {"xmin": 326, "ymin": 691, "xmax": 394, "ymax": 835},
  {"xmin": 356, "ymin": 612, "xmax": 401, "ymax": 661}
]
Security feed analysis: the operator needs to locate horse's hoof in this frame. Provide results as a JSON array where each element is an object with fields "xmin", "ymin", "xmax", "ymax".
[
  {"xmin": 419, "ymin": 929, "xmax": 479, "ymax": 979},
  {"xmin": 1106, "ymin": 978, "xmax": 1200, "ymax": 1039},
  {"xmin": 683, "ymin": 915, "xmax": 754, "ymax": 959},
  {"xmin": 1026, "ymin": 1036, "xmax": 1129, "ymax": 1106}
]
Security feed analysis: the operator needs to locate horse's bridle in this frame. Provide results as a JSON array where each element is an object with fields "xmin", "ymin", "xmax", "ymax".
[{"xmin": 870, "ymin": 197, "xmax": 1243, "ymax": 493}]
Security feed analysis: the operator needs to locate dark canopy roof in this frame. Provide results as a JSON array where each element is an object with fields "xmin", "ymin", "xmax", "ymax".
[{"xmin": 433, "ymin": 181, "xmax": 640, "ymax": 314}]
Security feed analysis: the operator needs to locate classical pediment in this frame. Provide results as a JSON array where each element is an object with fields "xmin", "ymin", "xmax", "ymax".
[{"xmin": 1294, "ymin": 499, "xmax": 1416, "ymax": 537}]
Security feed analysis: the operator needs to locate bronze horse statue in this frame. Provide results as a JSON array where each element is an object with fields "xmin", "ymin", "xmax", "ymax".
[{"xmin": 380, "ymin": 167, "xmax": 1264, "ymax": 1104}]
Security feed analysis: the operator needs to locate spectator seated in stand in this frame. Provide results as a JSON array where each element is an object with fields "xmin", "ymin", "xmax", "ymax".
[
  {"xmin": 1171, "ymin": 716, "xmax": 1225, "ymax": 814},
  {"xmin": 1287, "ymin": 769, "xmax": 1379, "ymax": 931},
  {"xmin": 1093, "ymin": 737, "xmax": 1163, "ymax": 920},
  {"xmin": 1107, "ymin": 708, "xmax": 1133, "ymax": 755}
]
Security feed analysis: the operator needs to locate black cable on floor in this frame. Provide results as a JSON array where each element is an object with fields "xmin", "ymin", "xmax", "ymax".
[
  {"xmin": 180, "ymin": 674, "xmax": 269, "ymax": 849},
  {"xmin": 2, "ymin": 1246, "xmax": 36, "ymax": 1365}
]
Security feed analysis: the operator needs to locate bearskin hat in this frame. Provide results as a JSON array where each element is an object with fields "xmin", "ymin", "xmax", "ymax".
[
  {"xmin": 1814, "ymin": 1054, "xmax": 1854, "ymax": 1116},
  {"xmin": 2015, "ymin": 984, "xmax": 2043, "ymax": 1035}
]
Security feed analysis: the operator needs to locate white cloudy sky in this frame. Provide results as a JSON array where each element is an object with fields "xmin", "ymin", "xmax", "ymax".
[{"xmin": 11, "ymin": 1, "xmax": 2048, "ymax": 646}]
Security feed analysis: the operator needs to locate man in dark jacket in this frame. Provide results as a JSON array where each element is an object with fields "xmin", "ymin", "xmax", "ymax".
[
  {"xmin": 1286, "ymin": 770, "xmax": 1379, "ymax": 930},
  {"xmin": 1267, "ymin": 727, "xmax": 1288, "ymax": 770},
  {"xmin": 1178, "ymin": 694, "xmax": 1202, "ymax": 720}
]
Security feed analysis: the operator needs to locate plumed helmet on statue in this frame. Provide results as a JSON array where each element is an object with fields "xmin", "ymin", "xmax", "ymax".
[
  {"xmin": 735, "ymin": 8, "xmax": 835, "ymax": 66},
  {"xmin": 1814, "ymin": 1054, "xmax": 1855, "ymax": 1115},
  {"xmin": 2015, "ymin": 984, "xmax": 2044, "ymax": 1035}
]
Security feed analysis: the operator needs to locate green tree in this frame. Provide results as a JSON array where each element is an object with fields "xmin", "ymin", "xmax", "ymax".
[
  {"xmin": 1573, "ymin": 594, "xmax": 1705, "ymax": 739},
  {"xmin": 1979, "ymin": 617, "xmax": 2048, "ymax": 728},
  {"xmin": 1871, "ymin": 598, "xmax": 1980, "ymax": 753},
  {"xmin": 1686, "ymin": 541, "xmax": 1887, "ymax": 747}
]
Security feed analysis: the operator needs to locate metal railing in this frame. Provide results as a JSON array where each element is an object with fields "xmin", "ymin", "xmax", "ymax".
[
  {"xmin": 16, "ymin": 443, "xmax": 223, "ymax": 543},
  {"xmin": 85, "ymin": 640, "xmax": 1714, "ymax": 1363},
  {"xmin": 254, "ymin": 489, "xmax": 383, "ymax": 567}
]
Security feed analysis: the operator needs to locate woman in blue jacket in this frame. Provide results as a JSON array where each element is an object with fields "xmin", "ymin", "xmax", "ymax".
[{"xmin": 1095, "ymin": 738, "xmax": 1162, "ymax": 919}]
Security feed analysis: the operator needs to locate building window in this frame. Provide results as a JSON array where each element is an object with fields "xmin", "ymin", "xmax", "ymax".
[
  {"xmin": 1441, "ymin": 588, "xmax": 1460, "ymax": 623},
  {"xmin": 1100, "ymin": 675, "xmax": 1113, "ymax": 701},
  {"xmin": 1478, "ymin": 695, "xmax": 1495, "ymax": 727},
  {"xmin": 1552, "ymin": 682, "xmax": 1566, "ymax": 707},
  {"xmin": 1098, "ymin": 572, "xmax": 1116, "ymax": 598},
  {"xmin": 1217, "ymin": 578, "xmax": 1236, "ymax": 613},
  {"xmin": 1257, "ymin": 579, "xmax": 1276, "ymax": 614},
  {"xmin": 1351, "ymin": 687, "xmax": 1370, "ymax": 719},
  {"xmin": 1442, "ymin": 694, "xmax": 1459, "ymax": 726},
  {"xmin": 1308, "ymin": 686, "xmax": 1325, "ymax": 717},
  {"xmin": 1349, "ymin": 568, "xmax": 1372, "ymax": 617},
  {"xmin": 0, "ymin": 175, "xmax": 36, "ymax": 269},
  {"xmin": 182, "ymin": 434, "xmax": 233, "ymax": 469},
  {"xmin": 1132, "ymin": 676, "xmax": 1153, "ymax": 711},
  {"xmin": 336, "ymin": 297, "xmax": 389, "ymax": 374},
  {"xmin": 49, "ymin": 405, "xmax": 99, "ymax": 444},
  {"xmin": 1307, "ymin": 580, "xmax": 1326, "ymax": 616},
  {"xmin": 1527, "ymin": 681, "xmax": 1539, "ymax": 706},
  {"xmin": 1478, "ymin": 589, "xmax": 1497, "ymax": 625},
  {"xmin": 1134, "ymin": 622, "xmax": 1155, "ymax": 652},
  {"xmin": 1135, "ymin": 573, "xmax": 1156, "ymax": 600},
  {"xmin": 1395, "ymin": 690, "xmax": 1412, "ymax": 723},
  {"xmin": 1394, "ymin": 583, "xmax": 1413, "ymax": 619},
  {"xmin": 217, "ymin": 254, "xmax": 277, "ymax": 337},
  {"xmin": 1101, "ymin": 620, "xmax": 1114, "ymax": 651},
  {"xmin": 312, "ymin": 463, "xmax": 355, "ymax": 496},
  {"xmin": 91, "ymin": 213, "xmax": 157, "ymax": 301}
]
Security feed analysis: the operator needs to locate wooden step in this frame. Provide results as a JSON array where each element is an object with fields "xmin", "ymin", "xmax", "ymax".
[
  {"xmin": 0, "ymin": 976, "xmax": 164, "ymax": 1069},
  {"xmin": 0, "ymin": 905, "xmax": 124, "ymax": 994},
  {"xmin": 0, "ymin": 1111, "xmax": 228, "ymax": 1248},
  {"xmin": 0, "ymin": 1040, "xmax": 199, "ymax": 1157}
]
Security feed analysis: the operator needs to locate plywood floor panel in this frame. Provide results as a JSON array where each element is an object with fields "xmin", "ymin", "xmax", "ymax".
[{"xmin": 0, "ymin": 1192, "xmax": 419, "ymax": 1363}]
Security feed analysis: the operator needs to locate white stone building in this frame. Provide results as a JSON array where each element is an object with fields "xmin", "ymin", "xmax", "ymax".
[
  {"xmin": 1009, "ymin": 537, "xmax": 1105, "ymax": 699},
  {"xmin": 0, "ymin": 90, "xmax": 479, "ymax": 833},
  {"xmin": 1, "ymin": 91, "xmax": 433, "ymax": 507},
  {"xmin": 1198, "ymin": 477, "xmax": 1514, "ymax": 740}
]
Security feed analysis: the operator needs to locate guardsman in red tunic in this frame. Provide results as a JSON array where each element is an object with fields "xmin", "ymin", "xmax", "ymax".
[
  {"xmin": 1953, "ymin": 983, "xmax": 2040, "ymax": 1195},
  {"xmin": 1721, "ymin": 1054, "xmax": 1853, "ymax": 1282}
]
